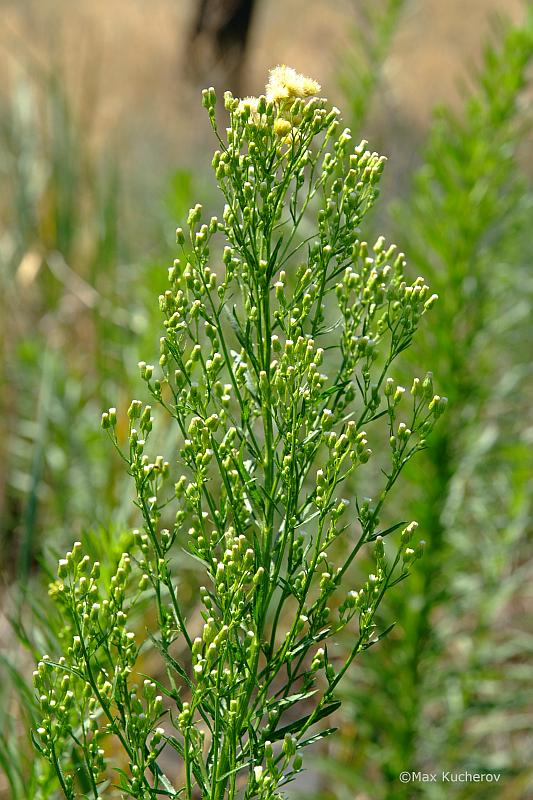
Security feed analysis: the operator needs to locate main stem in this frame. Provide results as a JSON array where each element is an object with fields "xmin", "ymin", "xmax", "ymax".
[{"xmin": 212, "ymin": 258, "xmax": 276, "ymax": 800}]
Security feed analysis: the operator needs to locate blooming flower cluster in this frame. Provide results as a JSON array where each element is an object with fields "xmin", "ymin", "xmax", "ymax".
[{"xmin": 236, "ymin": 65, "xmax": 325, "ymax": 143}]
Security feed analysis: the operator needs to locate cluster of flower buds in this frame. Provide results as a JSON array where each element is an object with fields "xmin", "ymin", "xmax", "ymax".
[
  {"xmin": 317, "ymin": 142, "xmax": 386, "ymax": 259},
  {"xmin": 399, "ymin": 520, "xmax": 426, "ymax": 566},
  {"xmin": 384, "ymin": 372, "xmax": 448, "ymax": 468},
  {"xmin": 34, "ymin": 655, "xmax": 77, "ymax": 762},
  {"xmin": 272, "ymin": 334, "xmax": 326, "ymax": 415},
  {"xmin": 336, "ymin": 239, "xmax": 435, "ymax": 379},
  {"xmin": 124, "ymin": 681, "xmax": 164, "ymax": 753},
  {"xmin": 190, "ymin": 616, "xmax": 232, "ymax": 688},
  {"xmin": 35, "ymin": 544, "xmax": 150, "ymax": 792},
  {"xmin": 314, "ymin": 426, "xmax": 372, "ymax": 511},
  {"xmin": 253, "ymin": 732, "xmax": 303, "ymax": 800}
]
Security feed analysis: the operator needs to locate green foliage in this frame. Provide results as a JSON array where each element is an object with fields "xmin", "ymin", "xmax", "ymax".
[
  {"xmin": 32, "ymin": 68, "xmax": 444, "ymax": 799},
  {"xmin": 339, "ymin": 0, "xmax": 406, "ymax": 131}
]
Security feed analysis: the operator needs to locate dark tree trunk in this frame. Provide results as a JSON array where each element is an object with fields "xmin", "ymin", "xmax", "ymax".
[{"xmin": 187, "ymin": 0, "xmax": 258, "ymax": 95}]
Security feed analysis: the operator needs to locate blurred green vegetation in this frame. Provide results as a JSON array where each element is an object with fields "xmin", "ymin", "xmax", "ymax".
[
  {"xmin": 1, "ymin": 3, "xmax": 532, "ymax": 799},
  {"xmin": 0, "ymin": 56, "xmax": 200, "ymax": 579}
]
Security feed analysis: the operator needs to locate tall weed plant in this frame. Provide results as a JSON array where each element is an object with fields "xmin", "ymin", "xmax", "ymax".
[{"xmin": 31, "ymin": 67, "xmax": 445, "ymax": 799}]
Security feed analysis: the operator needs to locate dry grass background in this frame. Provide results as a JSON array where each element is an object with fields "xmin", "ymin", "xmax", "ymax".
[{"xmin": 0, "ymin": 0, "xmax": 525, "ymax": 216}]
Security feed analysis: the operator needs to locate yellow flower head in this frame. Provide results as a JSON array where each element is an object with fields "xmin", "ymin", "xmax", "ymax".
[
  {"xmin": 237, "ymin": 96, "xmax": 261, "ymax": 116},
  {"xmin": 273, "ymin": 118, "xmax": 293, "ymax": 137},
  {"xmin": 236, "ymin": 95, "xmax": 265, "ymax": 126},
  {"xmin": 48, "ymin": 579, "xmax": 64, "ymax": 598},
  {"xmin": 266, "ymin": 65, "xmax": 321, "ymax": 103}
]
